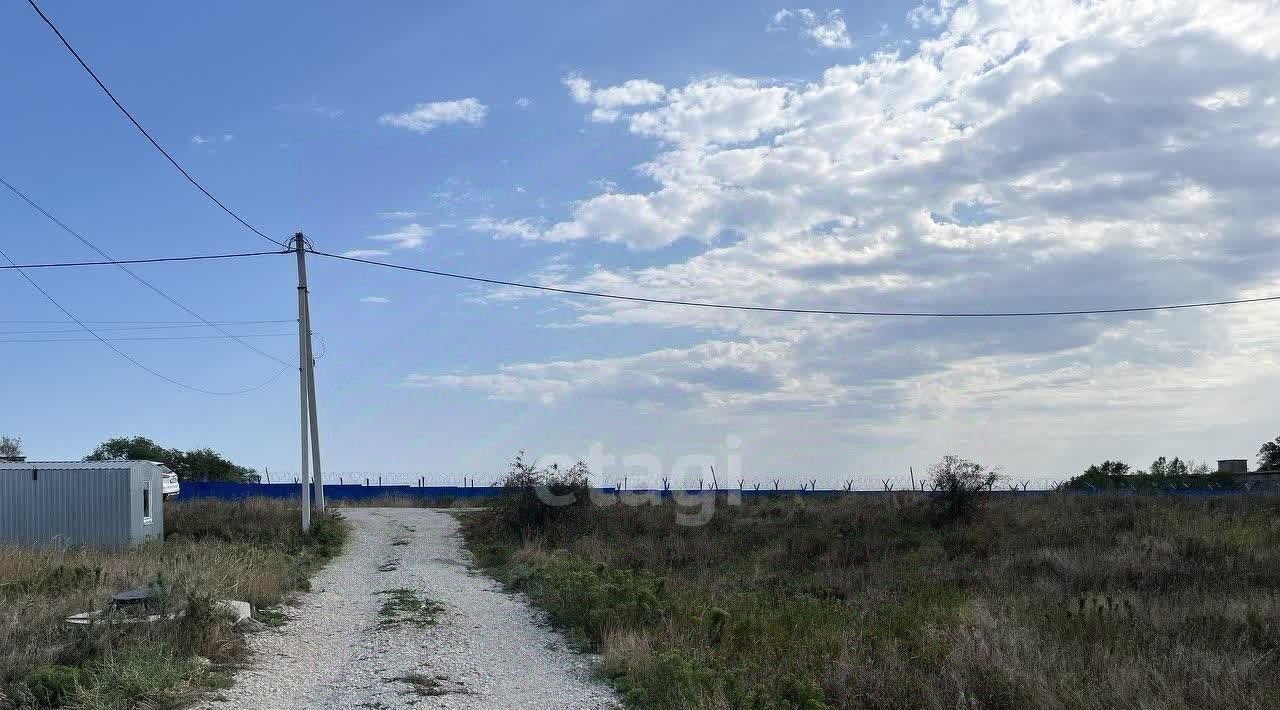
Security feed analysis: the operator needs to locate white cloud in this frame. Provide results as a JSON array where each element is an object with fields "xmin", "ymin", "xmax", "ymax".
[
  {"xmin": 563, "ymin": 74, "xmax": 666, "ymax": 124},
  {"xmin": 769, "ymin": 8, "xmax": 853, "ymax": 49},
  {"xmin": 361, "ymin": 296, "xmax": 392, "ymax": 304},
  {"xmin": 378, "ymin": 210, "xmax": 420, "ymax": 220},
  {"xmin": 468, "ymin": 217, "xmax": 543, "ymax": 241},
  {"xmin": 369, "ymin": 223, "xmax": 429, "ymax": 249},
  {"xmin": 590, "ymin": 178, "xmax": 619, "ymax": 194},
  {"xmin": 1196, "ymin": 87, "xmax": 1251, "ymax": 111},
  {"xmin": 427, "ymin": 0, "xmax": 1280, "ymax": 442},
  {"xmin": 340, "ymin": 249, "xmax": 391, "ymax": 258},
  {"xmin": 908, "ymin": 0, "xmax": 957, "ymax": 28},
  {"xmin": 378, "ymin": 98, "xmax": 487, "ymax": 133},
  {"xmin": 515, "ymin": 97, "xmax": 532, "ymax": 108},
  {"xmin": 191, "ymin": 135, "xmax": 208, "ymax": 145}
]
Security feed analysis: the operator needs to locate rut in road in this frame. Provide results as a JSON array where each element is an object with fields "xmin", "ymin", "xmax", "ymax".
[{"xmin": 202, "ymin": 507, "xmax": 619, "ymax": 710}]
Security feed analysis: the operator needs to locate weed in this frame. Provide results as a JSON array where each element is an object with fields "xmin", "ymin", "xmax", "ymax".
[
  {"xmin": 23, "ymin": 666, "xmax": 83, "ymax": 708},
  {"xmin": 255, "ymin": 607, "xmax": 290, "ymax": 627},
  {"xmin": 377, "ymin": 589, "xmax": 444, "ymax": 628},
  {"xmin": 0, "ymin": 499, "xmax": 347, "ymax": 708},
  {"xmin": 464, "ymin": 493, "xmax": 1280, "ymax": 709},
  {"xmin": 393, "ymin": 672, "xmax": 449, "ymax": 697}
]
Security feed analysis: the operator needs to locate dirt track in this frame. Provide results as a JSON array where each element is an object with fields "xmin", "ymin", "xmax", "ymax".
[{"xmin": 202, "ymin": 507, "xmax": 619, "ymax": 710}]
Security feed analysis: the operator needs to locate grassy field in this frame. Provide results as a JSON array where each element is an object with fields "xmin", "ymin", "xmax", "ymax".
[
  {"xmin": 0, "ymin": 498, "xmax": 346, "ymax": 709},
  {"xmin": 464, "ymin": 492, "xmax": 1280, "ymax": 710}
]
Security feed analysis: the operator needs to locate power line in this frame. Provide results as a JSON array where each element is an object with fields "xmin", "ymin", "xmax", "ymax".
[
  {"xmin": 0, "ymin": 246, "xmax": 289, "ymax": 395},
  {"xmin": 0, "ymin": 319, "xmax": 293, "ymax": 325},
  {"xmin": 0, "ymin": 251, "xmax": 285, "ymax": 271},
  {"xmin": 23, "ymin": 0, "xmax": 285, "ymax": 249},
  {"xmin": 1, "ymin": 177, "xmax": 292, "ymax": 367},
  {"xmin": 311, "ymin": 250, "xmax": 1280, "ymax": 318},
  {"xmin": 0, "ymin": 330, "xmax": 327, "ymax": 360},
  {"xmin": 0, "ymin": 333, "xmax": 293, "ymax": 343},
  {"xmin": 0, "ymin": 322, "xmax": 291, "ymax": 335}
]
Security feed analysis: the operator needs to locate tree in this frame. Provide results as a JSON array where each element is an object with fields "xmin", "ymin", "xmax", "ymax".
[
  {"xmin": 1083, "ymin": 460, "xmax": 1130, "ymax": 477},
  {"xmin": 85, "ymin": 436, "xmax": 258, "ymax": 482},
  {"xmin": 86, "ymin": 436, "xmax": 175, "ymax": 464},
  {"xmin": 1166, "ymin": 457, "xmax": 1189, "ymax": 478},
  {"xmin": 0, "ymin": 435, "xmax": 22, "ymax": 459},
  {"xmin": 178, "ymin": 448, "xmax": 259, "ymax": 483},
  {"xmin": 1061, "ymin": 460, "xmax": 1130, "ymax": 490},
  {"xmin": 926, "ymin": 454, "xmax": 1001, "ymax": 520},
  {"xmin": 1259, "ymin": 437, "xmax": 1280, "ymax": 472},
  {"xmin": 1147, "ymin": 456, "xmax": 1168, "ymax": 477}
]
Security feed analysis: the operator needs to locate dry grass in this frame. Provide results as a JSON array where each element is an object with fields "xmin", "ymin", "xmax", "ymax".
[
  {"xmin": 0, "ymin": 498, "xmax": 346, "ymax": 709},
  {"xmin": 465, "ymin": 493, "xmax": 1280, "ymax": 710}
]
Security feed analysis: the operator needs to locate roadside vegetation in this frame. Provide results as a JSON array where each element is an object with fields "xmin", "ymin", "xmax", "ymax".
[
  {"xmin": 1058, "ymin": 456, "xmax": 1236, "ymax": 491},
  {"xmin": 83, "ymin": 436, "xmax": 259, "ymax": 483},
  {"xmin": 464, "ymin": 453, "xmax": 1280, "ymax": 710},
  {"xmin": 0, "ymin": 498, "xmax": 346, "ymax": 709}
]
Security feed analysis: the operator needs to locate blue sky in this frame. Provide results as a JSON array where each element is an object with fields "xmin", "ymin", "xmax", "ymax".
[{"xmin": 3, "ymin": 0, "xmax": 1279, "ymax": 487}]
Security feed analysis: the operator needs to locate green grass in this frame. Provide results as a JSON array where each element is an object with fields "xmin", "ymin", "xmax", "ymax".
[
  {"xmin": 463, "ymin": 493, "xmax": 1280, "ymax": 710},
  {"xmin": 0, "ymin": 498, "xmax": 348, "ymax": 709},
  {"xmin": 254, "ymin": 607, "xmax": 290, "ymax": 628},
  {"xmin": 377, "ymin": 588, "xmax": 444, "ymax": 628}
]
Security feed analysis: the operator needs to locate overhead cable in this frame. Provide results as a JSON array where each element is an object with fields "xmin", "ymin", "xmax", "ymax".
[
  {"xmin": 1, "ymin": 176, "xmax": 291, "ymax": 366},
  {"xmin": 311, "ymin": 250, "xmax": 1280, "ymax": 318},
  {"xmin": 0, "ymin": 250, "xmax": 285, "ymax": 270},
  {"xmin": 0, "ymin": 333, "xmax": 293, "ymax": 343},
  {"xmin": 23, "ymin": 0, "xmax": 285, "ymax": 248},
  {"xmin": 0, "ymin": 246, "xmax": 289, "ymax": 395},
  {"xmin": 0, "ymin": 322, "xmax": 291, "ymax": 335}
]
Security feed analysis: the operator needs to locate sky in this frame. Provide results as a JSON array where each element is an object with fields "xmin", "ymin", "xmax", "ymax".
[{"xmin": 2, "ymin": 0, "xmax": 1279, "ymax": 488}]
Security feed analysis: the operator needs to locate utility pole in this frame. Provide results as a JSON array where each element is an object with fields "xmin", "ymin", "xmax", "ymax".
[
  {"xmin": 303, "ymin": 281, "xmax": 325, "ymax": 511},
  {"xmin": 293, "ymin": 233, "xmax": 312, "ymax": 531}
]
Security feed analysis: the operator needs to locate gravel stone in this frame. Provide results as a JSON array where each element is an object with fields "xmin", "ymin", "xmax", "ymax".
[{"xmin": 200, "ymin": 508, "xmax": 620, "ymax": 710}]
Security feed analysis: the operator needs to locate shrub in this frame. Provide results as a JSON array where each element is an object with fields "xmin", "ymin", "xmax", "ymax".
[
  {"xmin": 24, "ymin": 666, "xmax": 82, "ymax": 708},
  {"xmin": 926, "ymin": 454, "xmax": 1000, "ymax": 519},
  {"xmin": 495, "ymin": 451, "xmax": 592, "ymax": 537},
  {"xmin": 508, "ymin": 550, "xmax": 664, "ymax": 647}
]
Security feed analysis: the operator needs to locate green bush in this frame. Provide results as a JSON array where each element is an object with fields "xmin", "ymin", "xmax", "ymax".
[
  {"xmin": 509, "ymin": 551, "xmax": 663, "ymax": 647},
  {"xmin": 926, "ymin": 454, "xmax": 1000, "ymax": 519},
  {"xmin": 24, "ymin": 666, "xmax": 83, "ymax": 708},
  {"xmin": 495, "ymin": 451, "xmax": 592, "ymax": 538}
]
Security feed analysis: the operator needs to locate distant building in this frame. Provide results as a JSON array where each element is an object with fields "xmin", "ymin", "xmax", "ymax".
[
  {"xmin": 0, "ymin": 461, "xmax": 166, "ymax": 547},
  {"xmin": 1218, "ymin": 459, "xmax": 1249, "ymax": 475},
  {"xmin": 1215, "ymin": 457, "xmax": 1280, "ymax": 490}
]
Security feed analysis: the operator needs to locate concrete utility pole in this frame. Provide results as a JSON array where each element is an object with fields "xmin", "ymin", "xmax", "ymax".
[
  {"xmin": 303, "ymin": 280, "xmax": 325, "ymax": 511},
  {"xmin": 293, "ymin": 233, "xmax": 326, "ymax": 530}
]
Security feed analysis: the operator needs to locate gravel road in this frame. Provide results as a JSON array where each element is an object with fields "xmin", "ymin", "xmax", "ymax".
[{"xmin": 202, "ymin": 507, "xmax": 620, "ymax": 710}]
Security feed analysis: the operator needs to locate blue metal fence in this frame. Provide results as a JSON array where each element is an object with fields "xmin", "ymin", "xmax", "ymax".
[
  {"xmin": 177, "ymin": 481, "xmax": 1269, "ymax": 502},
  {"xmin": 179, "ymin": 482, "xmax": 510, "ymax": 501}
]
